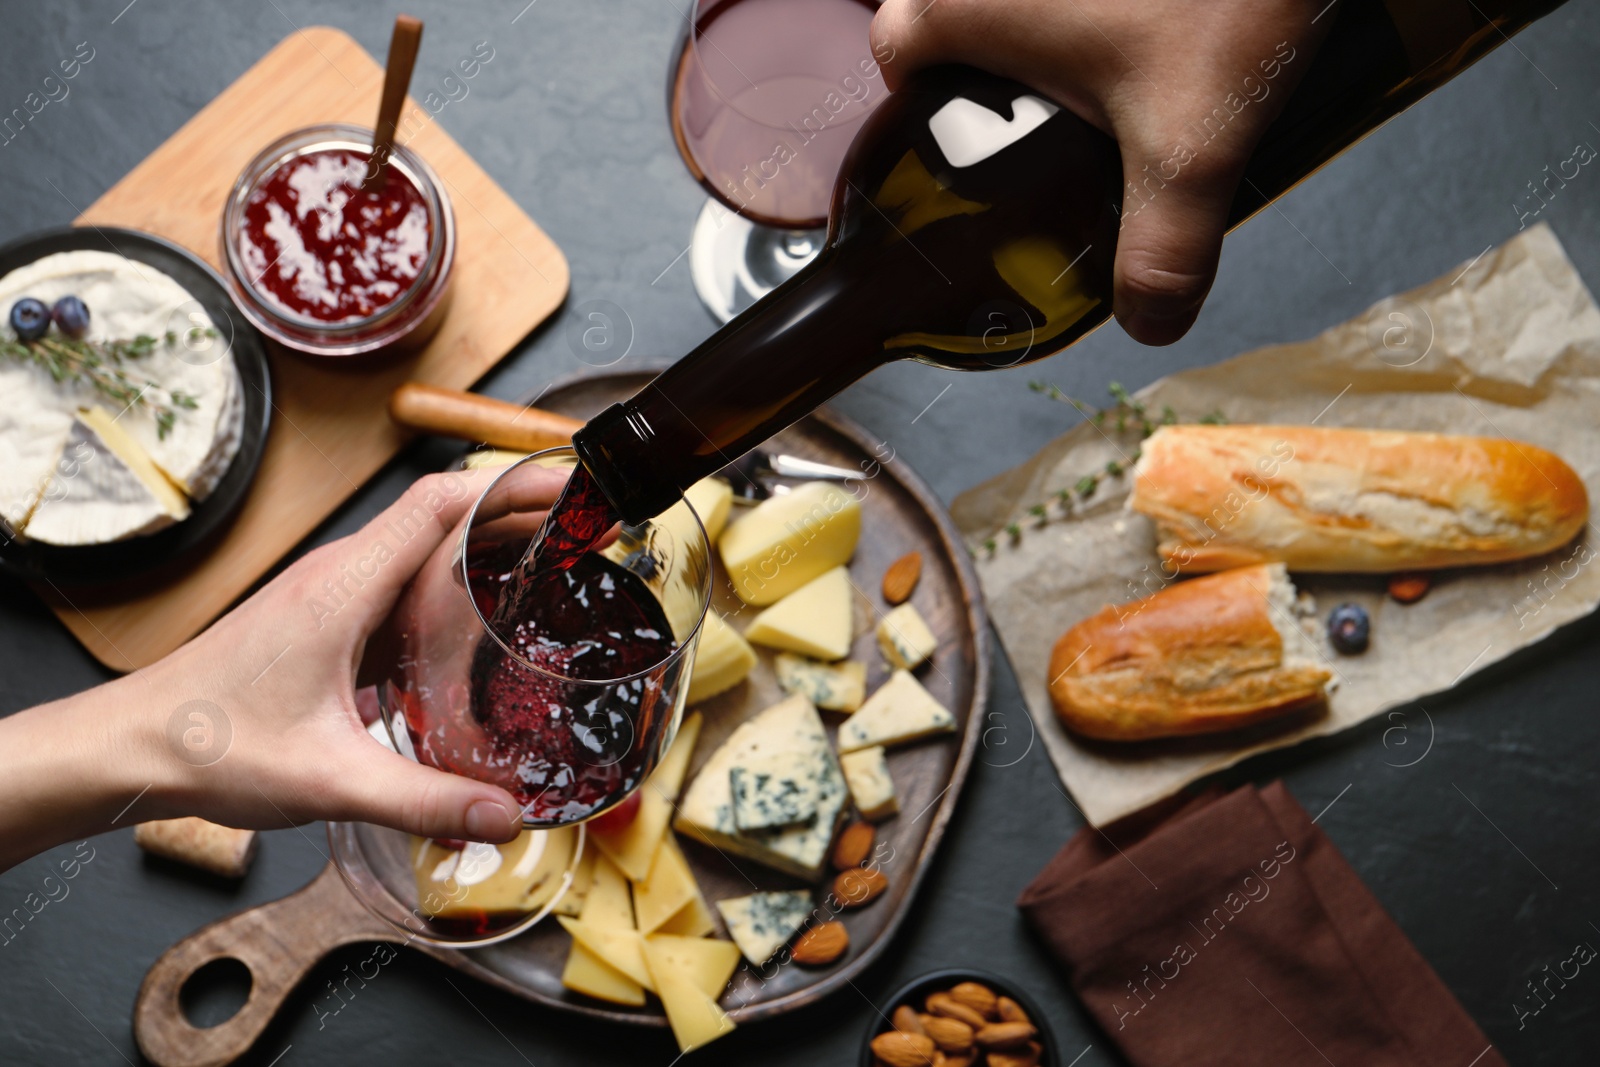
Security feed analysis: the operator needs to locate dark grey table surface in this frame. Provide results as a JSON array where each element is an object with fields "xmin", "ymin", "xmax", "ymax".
[{"xmin": 1, "ymin": 2, "xmax": 1597, "ymax": 1065}]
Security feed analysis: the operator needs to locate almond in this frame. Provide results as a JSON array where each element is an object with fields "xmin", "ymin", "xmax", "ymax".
[
  {"xmin": 1388, "ymin": 573, "xmax": 1430, "ymax": 603},
  {"xmin": 919, "ymin": 1014, "xmax": 974, "ymax": 1053},
  {"xmin": 834, "ymin": 866, "xmax": 889, "ymax": 908},
  {"xmin": 893, "ymin": 1004, "xmax": 926, "ymax": 1036},
  {"xmin": 926, "ymin": 992, "xmax": 988, "ymax": 1030},
  {"xmin": 791, "ymin": 921, "xmax": 849, "ymax": 965},
  {"xmin": 948, "ymin": 981, "xmax": 999, "ymax": 1019},
  {"xmin": 995, "ymin": 995, "xmax": 1030, "ymax": 1025},
  {"xmin": 987, "ymin": 1042, "xmax": 1042, "ymax": 1067},
  {"xmin": 939, "ymin": 1057, "xmax": 974, "ymax": 1067},
  {"xmin": 870, "ymin": 1030, "xmax": 938, "ymax": 1067},
  {"xmin": 975, "ymin": 1021, "xmax": 1037, "ymax": 1051},
  {"xmin": 882, "ymin": 551, "xmax": 922, "ymax": 605},
  {"xmin": 833, "ymin": 820, "xmax": 875, "ymax": 869}
]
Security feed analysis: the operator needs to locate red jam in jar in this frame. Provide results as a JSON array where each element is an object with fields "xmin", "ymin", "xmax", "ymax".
[{"xmin": 237, "ymin": 148, "xmax": 431, "ymax": 323}]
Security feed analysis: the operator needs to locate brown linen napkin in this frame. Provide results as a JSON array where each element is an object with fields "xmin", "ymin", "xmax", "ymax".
[{"xmin": 1018, "ymin": 782, "xmax": 1502, "ymax": 1066}]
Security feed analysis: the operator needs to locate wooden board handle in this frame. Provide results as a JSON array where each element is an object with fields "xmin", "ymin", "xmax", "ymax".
[
  {"xmin": 134, "ymin": 864, "xmax": 401, "ymax": 1067},
  {"xmin": 389, "ymin": 382, "xmax": 584, "ymax": 452}
]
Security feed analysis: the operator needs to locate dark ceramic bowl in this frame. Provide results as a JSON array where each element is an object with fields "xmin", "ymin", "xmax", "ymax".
[{"xmin": 860, "ymin": 968, "xmax": 1060, "ymax": 1066}]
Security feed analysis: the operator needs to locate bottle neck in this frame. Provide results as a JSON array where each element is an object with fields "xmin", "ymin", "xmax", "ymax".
[{"xmin": 573, "ymin": 246, "xmax": 887, "ymax": 525}]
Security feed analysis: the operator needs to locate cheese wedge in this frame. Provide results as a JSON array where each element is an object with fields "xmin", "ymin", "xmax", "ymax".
[
  {"xmin": 657, "ymin": 893, "xmax": 717, "ymax": 939},
  {"xmin": 26, "ymin": 408, "xmax": 190, "ymax": 545},
  {"xmin": 557, "ymin": 916, "xmax": 655, "ymax": 992},
  {"xmin": 561, "ymin": 939, "xmax": 645, "ymax": 1006},
  {"xmin": 716, "ymin": 891, "xmax": 814, "ymax": 967},
  {"xmin": 645, "ymin": 933, "xmax": 742, "ymax": 1000},
  {"xmin": 838, "ymin": 670, "xmax": 957, "ymax": 753},
  {"xmin": 774, "ymin": 653, "xmax": 867, "ymax": 712},
  {"xmin": 633, "ymin": 834, "xmax": 699, "ymax": 934},
  {"xmin": 876, "ymin": 602, "xmax": 938, "ymax": 671},
  {"xmin": 591, "ymin": 712, "xmax": 702, "ymax": 882},
  {"xmin": 743, "ymin": 566, "xmax": 854, "ymax": 661},
  {"xmin": 581, "ymin": 853, "xmax": 635, "ymax": 931},
  {"xmin": 643, "ymin": 938, "xmax": 737, "ymax": 1053},
  {"xmin": 675, "ymin": 694, "xmax": 847, "ymax": 880},
  {"xmin": 840, "ymin": 746, "xmax": 898, "ymax": 821},
  {"xmin": 411, "ymin": 827, "xmax": 578, "ymax": 919},
  {"xmin": 731, "ymin": 749, "xmax": 822, "ymax": 832},
  {"xmin": 686, "ymin": 612, "xmax": 757, "ymax": 704},
  {"xmin": 552, "ymin": 842, "xmax": 597, "ymax": 917},
  {"xmin": 685, "ymin": 476, "xmax": 733, "ymax": 543},
  {"xmin": 719, "ymin": 481, "xmax": 861, "ymax": 605}
]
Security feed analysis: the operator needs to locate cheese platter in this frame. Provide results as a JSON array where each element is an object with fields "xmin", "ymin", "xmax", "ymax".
[
  {"xmin": 0, "ymin": 226, "xmax": 270, "ymax": 586},
  {"xmin": 133, "ymin": 368, "xmax": 989, "ymax": 1062}
]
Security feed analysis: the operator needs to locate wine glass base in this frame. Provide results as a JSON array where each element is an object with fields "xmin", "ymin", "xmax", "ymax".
[{"xmin": 689, "ymin": 198, "xmax": 824, "ymax": 323}]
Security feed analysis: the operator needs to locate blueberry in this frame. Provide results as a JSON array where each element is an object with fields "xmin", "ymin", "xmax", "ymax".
[
  {"xmin": 1327, "ymin": 603, "xmax": 1370, "ymax": 654},
  {"xmin": 9, "ymin": 297, "xmax": 50, "ymax": 342},
  {"xmin": 52, "ymin": 295, "xmax": 90, "ymax": 339}
]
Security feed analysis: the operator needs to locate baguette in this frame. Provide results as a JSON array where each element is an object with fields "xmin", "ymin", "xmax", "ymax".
[
  {"xmin": 1129, "ymin": 425, "xmax": 1587, "ymax": 574},
  {"xmin": 1049, "ymin": 564, "xmax": 1331, "ymax": 741}
]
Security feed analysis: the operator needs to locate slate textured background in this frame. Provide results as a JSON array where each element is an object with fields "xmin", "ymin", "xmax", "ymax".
[{"xmin": 0, "ymin": 1, "xmax": 1596, "ymax": 1064}]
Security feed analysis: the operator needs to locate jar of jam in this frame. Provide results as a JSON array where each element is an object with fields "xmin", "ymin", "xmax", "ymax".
[{"xmin": 220, "ymin": 123, "xmax": 455, "ymax": 357}]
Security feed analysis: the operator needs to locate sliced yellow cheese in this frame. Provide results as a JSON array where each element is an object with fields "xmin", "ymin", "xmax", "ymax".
[
  {"xmin": 633, "ymin": 834, "xmax": 698, "ymax": 934},
  {"xmin": 552, "ymin": 842, "xmax": 598, "ymax": 917},
  {"xmin": 657, "ymin": 893, "xmax": 717, "ymax": 939},
  {"xmin": 580, "ymin": 852, "xmax": 635, "ymax": 931},
  {"xmin": 411, "ymin": 827, "xmax": 578, "ymax": 918},
  {"xmin": 645, "ymin": 933, "xmax": 742, "ymax": 999},
  {"xmin": 462, "ymin": 449, "xmax": 529, "ymax": 470},
  {"xmin": 79, "ymin": 405, "xmax": 190, "ymax": 517},
  {"xmin": 685, "ymin": 476, "xmax": 733, "ymax": 543},
  {"xmin": 591, "ymin": 712, "xmax": 703, "ymax": 882},
  {"xmin": 561, "ymin": 938, "xmax": 645, "ymax": 1006},
  {"xmin": 643, "ymin": 938, "xmax": 738, "ymax": 1053},
  {"xmin": 876, "ymin": 602, "xmax": 938, "ymax": 670},
  {"xmin": 557, "ymin": 916, "xmax": 655, "ymax": 992},
  {"xmin": 743, "ymin": 566, "xmax": 854, "ymax": 661},
  {"xmin": 686, "ymin": 612, "xmax": 757, "ymax": 704},
  {"xmin": 719, "ymin": 481, "xmax": 861, "ymax": 605}
]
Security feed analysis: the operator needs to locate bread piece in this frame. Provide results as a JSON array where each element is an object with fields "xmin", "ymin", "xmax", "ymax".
[
  {"xmin": 1129, "ymin": 425, "xmax": 1588, "ymax": 574},
  {"xmin": 1049, "ymin": 564, "xmax": 1331, "ymax": 740}
]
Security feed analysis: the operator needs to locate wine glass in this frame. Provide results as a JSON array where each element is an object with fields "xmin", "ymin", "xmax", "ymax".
[
  {"xmin": 668, "ymin": 0, "xmax": 886, "ymax": 321},
  {"xmin": 334, "ymin": 449, "xmax": 712, "ymax": 946}
]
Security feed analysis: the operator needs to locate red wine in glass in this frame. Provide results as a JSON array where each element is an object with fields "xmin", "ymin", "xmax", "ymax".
[
  {"xmin": 464, "ymin": 539, "xmax": 678, "ymax": 825},
  {"xmin": 668, "ymin": 0, "xmax": 886, "ymax": 319}
]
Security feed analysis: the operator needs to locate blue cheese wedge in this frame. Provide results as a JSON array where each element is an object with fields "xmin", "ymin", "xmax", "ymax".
[
  {"xmin": 876, "ymin": 603, "xmax": 938, "ymax": 670},
  {"xmin": 839, "ymin": 746, "xmax": 898, "ymax": 821},
  {"xmin": 716, "ymin": 891, "xmax": 814, "ymax": 967},
  {"xmin": 674, "ymin": 694, "xmax": 847, "ymax": 881},
  {"xmin": 838, "ymin": 670, "xmax": 956, "ymax": 754},
  {"xmin": 730, "ymin": 750, "xmax": 821, "ymax": 832},
  {"xmin": 774, "ymin": 653, "xmax": 867, "ymax": 712}
]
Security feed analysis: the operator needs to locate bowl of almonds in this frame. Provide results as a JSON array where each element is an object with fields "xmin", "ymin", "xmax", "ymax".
[{"xmin": 860, "ymin": 970, "xmax": 1058, "ymax": 1067}]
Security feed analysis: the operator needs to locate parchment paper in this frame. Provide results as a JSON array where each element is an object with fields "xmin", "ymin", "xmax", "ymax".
[{"xmin": 951, "ymin": 223, "xmax": 1600, "ymax": 826}]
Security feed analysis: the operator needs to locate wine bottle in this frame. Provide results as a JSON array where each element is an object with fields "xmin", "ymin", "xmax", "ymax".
[{"xmin": 575, "ymin": 0, "xmax": 1564, "ymax": 525}]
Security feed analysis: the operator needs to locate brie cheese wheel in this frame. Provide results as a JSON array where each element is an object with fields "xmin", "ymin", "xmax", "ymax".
[
  {"xmin": 26, "ymin": 408, "xmax": 191, "ymax": 545},
  {"xmin": 0, "ymin": 250, "xmax": 244, "ymax": 543}
]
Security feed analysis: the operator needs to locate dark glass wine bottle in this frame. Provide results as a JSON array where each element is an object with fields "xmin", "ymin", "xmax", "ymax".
[{"xmin": 575, "ymin": 0, "xmax": 1564, "ymax": 525}]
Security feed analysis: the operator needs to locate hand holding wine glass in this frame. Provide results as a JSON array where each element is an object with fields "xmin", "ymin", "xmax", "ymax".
[
  {"xmin": 872, "ymin": 0, "xmax": 1328, "ymax": 345},
  {"xmin": 0, "ymin": 469, "xmax": 534, "ymax": 872}
]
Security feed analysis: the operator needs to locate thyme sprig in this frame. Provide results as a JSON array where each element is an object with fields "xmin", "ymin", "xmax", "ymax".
[
  {"xmin": 978, "ymin": 382, "xmax": 1227, "ymax": 553},
  {"xmin": 0, "ymin": 328, "xmax": 211, "ymax": 439}
]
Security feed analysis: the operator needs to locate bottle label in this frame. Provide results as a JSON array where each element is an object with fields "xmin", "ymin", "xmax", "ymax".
[{"xmin": 927, "ymin": 95, "xmax": 1061, "ymax": 168}]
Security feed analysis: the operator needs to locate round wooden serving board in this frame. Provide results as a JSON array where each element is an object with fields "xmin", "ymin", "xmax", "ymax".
[{"xmin": 134, "ymin": 368, "xmax": 990, "ymax": 1066}]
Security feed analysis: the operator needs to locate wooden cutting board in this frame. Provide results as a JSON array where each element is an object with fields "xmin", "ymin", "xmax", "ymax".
[{"xmin": 43, "ymin": 26, "xmax": 568, "ymax": 672}]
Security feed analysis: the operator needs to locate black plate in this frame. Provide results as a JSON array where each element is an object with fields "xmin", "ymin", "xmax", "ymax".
[
  {"xmin": 859, "ymin": 969, "xmax": 1061, "ymax": 1066},
  {"xmin": 0, "ymin": 226, "xmax": 271, "ymax": 587}
]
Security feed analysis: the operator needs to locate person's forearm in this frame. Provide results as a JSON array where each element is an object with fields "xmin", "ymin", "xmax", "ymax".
[{"xmin": 0, "ymin": 675, "xmax": 171, "ymax": 872}]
